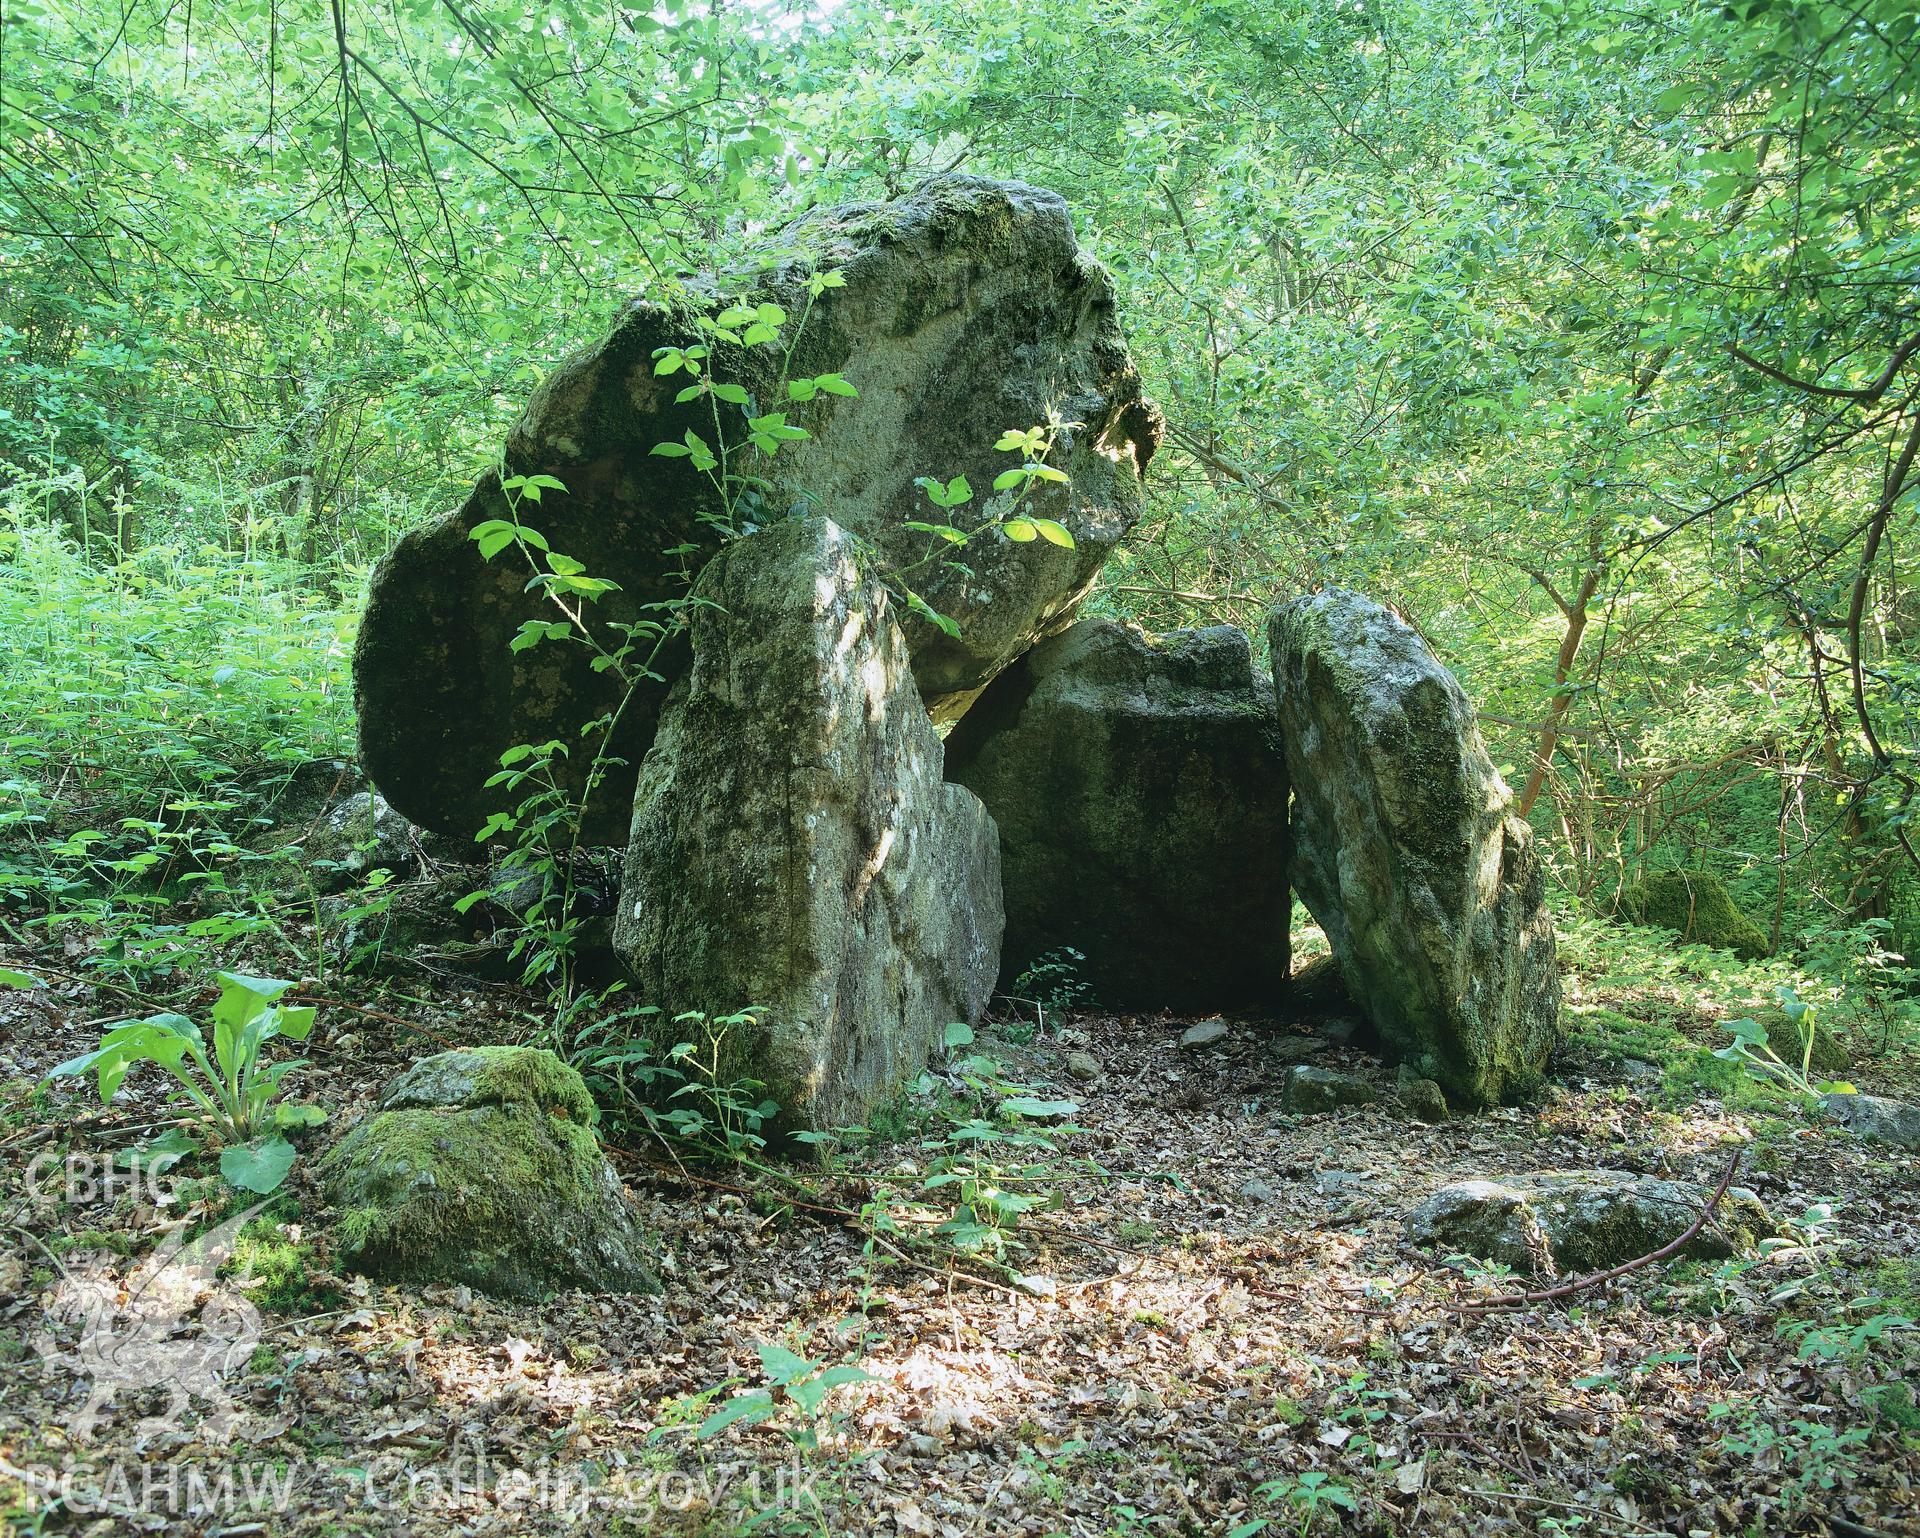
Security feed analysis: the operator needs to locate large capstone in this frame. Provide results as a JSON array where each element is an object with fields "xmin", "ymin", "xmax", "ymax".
[
  {"xmin": 943, "ymin": 619, "xmax": 1289, "ymax": 1008},
  {"xmin": 322, "ymin": 1047, "xmax": 658, "ymax": 1300},
  {"xmin": 613, "ymin": 516, "xmax": 1003, "ymax": 1135},
  {"xmin": 356, "ymin": 175, "xmax": 1161, "ymax": 840},
  {"xmin": 1268, "ymin": 589, "xmax": 1559, "ymax": 1106}
]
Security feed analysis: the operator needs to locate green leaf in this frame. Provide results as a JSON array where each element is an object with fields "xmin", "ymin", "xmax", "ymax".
[
  {"xmin": 696, "ymin": 1392, "xmax": 776, "ymax": 1439},
  {"xmin": 1002, "ymin": 517, "xmax": 1038, "ymax": 542},
  {"xmin": 1002, "ymin": 1096, "xmax": 1078, "ymax": 1119},
  {"xmin": 213, "ymin": 972, "xmax": 292, "ymax": 1031},
  {"xmin": 1028, "ymin": 518, "xmax": 1075, "ymax": 548},
  {"xmin": 220, "ymin": 1135, "xmax": 296, "ymax": 1194},
  {"xmin": 0, "ymin": 968, "xmax": 42, "ymax": 989},
  {"xmin": 756, "ymin": 1341, "xmax": 813, "ymax": 1385},
  {"xmin": 944, "ymin": 1021, "xmax": 975, "ymax": 1049}
]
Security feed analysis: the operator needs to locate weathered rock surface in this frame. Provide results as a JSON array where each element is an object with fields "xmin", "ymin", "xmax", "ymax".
[
  {"xmin": 1066, "ymin": 1050, "xmax": 1104, "ymax": 1082},
  {"xmin": 323, "ymin": 1047, "xmax": 657, "ymax": 1299},
  {"xmin": 1268, "ymin": 590, "xmax": 1560, "ymax": 1107},
  {"xmin": 613, "ymin": 516, "xmax": 1004, "ymax": 1134},
  {"xmin": 1397, "ymin": 1068, "xmax": 1450, "ymax": 1124},
  {"xmin": 303, "ymin": 791, "xmax": 419, "ymax": 888},
  {"xmin": 1819, "ymin": 1091, "xmax": 1920, "ymax": 1150},
  {"xmin": 1179, "ymin": 1019, "xmax": 1232, "ymax": 1050},
  {"xmin": 1285, "ymin": 1065, "xmax": 1380, "ymax": 1114},
  {"xmin": 357, "ymin": 175, "xmax": 1161, "ymax": 840},
  {"xmin": 1404, "ymin": 1170, "xmax": 1770, "ymax": 1274},
  {"xmin": 944, "ymin": 620, "xmax": 1289, "ymax": 1008},
  {"xmin": 1617, "ymin": 868, "xmax": 1770, "ymax": 959}
]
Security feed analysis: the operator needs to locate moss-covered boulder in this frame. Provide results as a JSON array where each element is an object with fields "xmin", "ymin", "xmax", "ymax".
[
  {"xmin": 1267, "ymin": 589, "xmax": 1560, "ymax": 1107},
  {"xmin": 322, "ymin": 1047, "xmax": 657, "ymax": 1300},
  {"xmin": 355, "ymin": 175, "xmax": 1161, "ymax": 840},
  {"xmin": 1404, "ymin": 1170, "xmax": 1770, "ymax": 1274},
  {"xmin": 943, "ymin": 619, "xmax": 1289, "ymax": 1008},
  {"xmin": 1616, "ymin": 869, "xmax": 1770, "ymax": 959},
  {"xmin": 614, "ymin": 517, "xmax": 1003, "ymax": 1135}
]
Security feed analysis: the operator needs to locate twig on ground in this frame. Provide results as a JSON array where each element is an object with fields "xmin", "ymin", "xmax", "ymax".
[
  {"xmin": 1450, "ymin": 1147, "xmax": 1745, "ymax": 1313},
  {"xmin": 1462, "ymin": 1487, "xmax": 1664, "ymax": 1535}
]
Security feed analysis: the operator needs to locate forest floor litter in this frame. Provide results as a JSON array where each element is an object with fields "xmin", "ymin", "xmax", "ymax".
[{"xmin": 3, "ymin": 949, "xmax": 1918, "ymax": 1537}]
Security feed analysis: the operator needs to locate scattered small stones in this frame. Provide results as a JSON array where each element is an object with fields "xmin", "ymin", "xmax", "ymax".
[
  {"xmin": 1179, "ymin": 1018, "xmax": 1231, "ymax": 1050},
  {"xmin": 1238, "ymin": 1177, "xmax": 1278, "ymax": 1203},
  {"xmin": 1285, "ymin": 1065, "xmax": 1379, "ymax": 1114},
  {"xmin": 1819, "ymin": 1091, "xmax": 1920, "ymax": 1150},
  {"xmin": 1404, "ymin": 1170, "xmax": 1772, "ymax": 1275}
]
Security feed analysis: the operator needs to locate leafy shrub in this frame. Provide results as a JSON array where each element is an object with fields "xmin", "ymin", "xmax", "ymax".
[{"xmin": 47, "ymin": 971, "xmax": 326, "ymax": 1192}]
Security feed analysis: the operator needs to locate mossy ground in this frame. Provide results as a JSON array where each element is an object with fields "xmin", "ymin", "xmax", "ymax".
[{"xmin": 6, "ymin": 900, "xmax": 1919, "ymax": 1535}]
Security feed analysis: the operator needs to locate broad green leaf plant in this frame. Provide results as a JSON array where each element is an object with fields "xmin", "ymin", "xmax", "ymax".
[{"xmin": 48, "ymin": 971, "xmax": 326, "ymax": 1193}]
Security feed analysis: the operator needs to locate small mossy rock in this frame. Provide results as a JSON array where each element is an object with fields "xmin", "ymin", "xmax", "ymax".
[
  {"xmin": 1756, "ymin": 1008, "xmax": 1850, "ymax": 1075},
  {"xmin": 1285, "ymin": 1065, "xmax": 1379, "ymax": 1114},
  {"xmin": 356, "ymin": 175, "xmax": 1161, "ymax": 840},
  {"xmin": 943, "ymin": 620, "xmax": 1288, "ymax": 1008},
  {"xmin": 303, "ymin": 792, "xmax": 420, "ymax": 890},
  {"xmin": 1397, "ymin": 1068, "xmax": 1450, "ymax": 1124},
  {"xmin": 1268, "ymin": 590, "xmax": 1560, "ymax": 1107},
  {"xmin": 379, "ymin": 1046, "xmax": 598, "ymax": 1121},
  {"xmin": 1818, "ymin": 1092, "xmax": 1920, "ymax": 1150},
  {"xmin": 1615, "ymin": 869, "xmax": 1770, "ymax": 960},
  {"xmin": 1404, "ymin": 1170, "xmax": 1770, "ymax": 1275},
  {"xmin": 613, "ymin": 517, "xmax": 1003, "ymax": 1135},
  {"xmin": 323, "ymin": 1047, "xmax": 656, "ymax": 1300}
]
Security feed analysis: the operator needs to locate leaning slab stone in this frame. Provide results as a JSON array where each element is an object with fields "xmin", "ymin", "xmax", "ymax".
[
  {"xmin": 323, "ymin": 1047, "xmax": 657, "ymax": 1300},
  {"xmin": 357, "ymin": 175, "xmax": 1161, "ymax": 840},
  {"xmin": 1268, "ymin": 590, "xmax": 1560, "ymax": 1107},
  {"xmin": 613, "ymin": 517, "xmax": 1003, "ymax": 1135},
  {"xmin": 1819, "ymin": 1092, "xmax": 1920, "ymax": 1150},
  {"xmin": 1404, "ymin": 1170, "xmax": 1769, "ymax": 1274},
  {"xmin": 944, "ymin": 620, "xmax": 1289, "ymax": 1008}
]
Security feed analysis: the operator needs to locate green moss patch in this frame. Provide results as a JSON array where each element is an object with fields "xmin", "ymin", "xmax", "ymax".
[{"xmin": 322, "ymin": 1046, "xmax": 656, "ymax": 1301}]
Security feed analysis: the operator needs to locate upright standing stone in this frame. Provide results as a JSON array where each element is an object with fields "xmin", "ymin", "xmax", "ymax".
[
  {"xmin": 944, "ymin": 620, "xmax": 1289, "ymax": 1008},
  {"xmin": 1268, "ymin": 590, "xmax": 1558, "ymax": 1106},
  {"xmin": 613, "ymin": 517, "xmax": 1003, "ymax": 1134},
  {"xmin": 355, "ymin": 176, "xmax": 1160, "ymax": 840}
]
